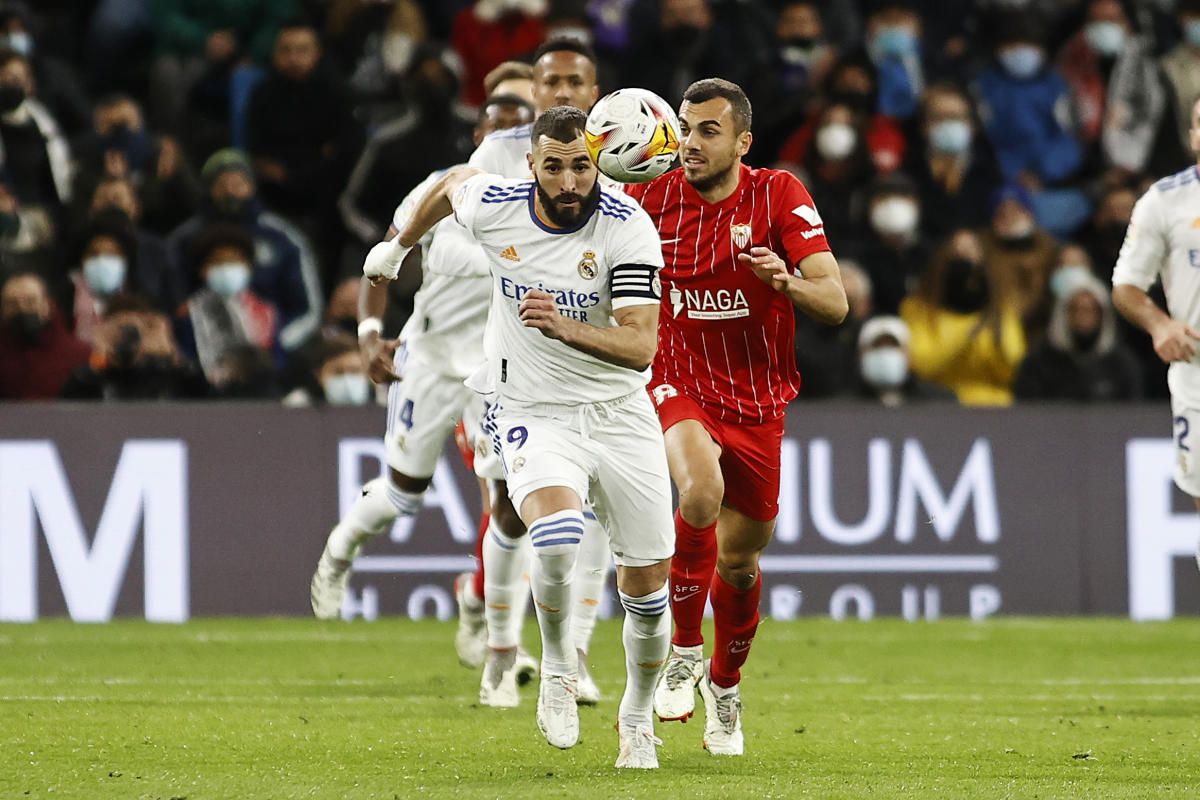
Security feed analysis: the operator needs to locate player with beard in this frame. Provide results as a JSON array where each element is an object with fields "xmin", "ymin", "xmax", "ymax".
[
  {"xmin": 623, "ymin": 79, "xmax": 848, "ymax": 755},
  {"xmin": 364, "ymin": 107, "xmax": 673, "ymax": 768}
]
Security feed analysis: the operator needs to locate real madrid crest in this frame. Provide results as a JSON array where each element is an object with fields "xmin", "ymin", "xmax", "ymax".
[
  {"xmin": 578, "ymin": 250, "xmax": 598, "ymax": 280},
  {"xmin": 730, "ymin": 223, "xmax": 752, "ymax": 250}
]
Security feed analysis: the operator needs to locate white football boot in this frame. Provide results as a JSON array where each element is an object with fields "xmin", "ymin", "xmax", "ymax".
[
  {"xmin": 310, "ymin": 544, "xmax": 352, "ymax": 620},
  {"xmin": 576, "ymin": 649, "xmax": 601, "ymax": 706},
  {"xmin": 479, "ymin": 648, "xmax": 519, "ymax": 708},
  {"xmin": 536, "ymin": 674, "xmax": 580, "ymax": 749},
  {"xmin": 453, "ymin": 572, "xmax": 487, "ymax": 669},
  {"xmin": 614, "ymin": 721, "xmax": 662, "ymax": 769},
  {"xmin": 698, "ymin": 660, "xmax": 744, "ymax": 756},
  {"xmin": 653, "ymin": 648, "xmax": 703, "ymax": 721}
]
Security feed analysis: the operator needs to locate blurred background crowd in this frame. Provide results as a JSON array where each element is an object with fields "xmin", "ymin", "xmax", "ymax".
[{"xmin": 0, "ymin": 0, "xmax": 1195, "ymax": 408}]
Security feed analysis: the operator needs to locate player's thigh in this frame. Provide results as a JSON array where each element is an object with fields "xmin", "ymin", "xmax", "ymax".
[
  {"xmin": 489, "ymin": 406, "xmax": 591, "ymax": 527},
  {"xmin": 385, "ymin": 361, "xmax": 471, "ymax": 479},
  {"xmin": 663, "ymin": 419, "xmax": 724, "ymax": 524},
  {"xmin": 1170, "ymin": 398, "xmax": 1200, "ymax": 498},
  {"xmin": 590, "ymin": 395, "xmax": 674, "ymax": 570},
  {"xmin": 717, "ymin": 414, "xmax": 785, "ymax": 523}
]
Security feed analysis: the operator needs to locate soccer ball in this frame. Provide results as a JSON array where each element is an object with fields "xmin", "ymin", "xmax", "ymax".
[{"xmin": 584, "ymin": 88, "xmax": 682, "ymax": 184}]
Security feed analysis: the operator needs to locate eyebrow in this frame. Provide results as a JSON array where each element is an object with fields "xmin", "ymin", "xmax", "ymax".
[{"xmin": 683, "ymin": 118, "xmax": 723, "ymax": 128}]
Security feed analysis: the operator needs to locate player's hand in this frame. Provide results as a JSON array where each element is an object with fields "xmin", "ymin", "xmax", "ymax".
[
  {"xmin": 361, "ymin": 336, "xmax": 401, "ymax": 384},
  {"xmin": 1151, "ymin": 319, "xmax": 1200, "ymax": 364},
  {"xmin": 363, "ymin": 238, "xmax": 411, "ymax": 285},
  {"xmin": 738, "ymin": 247, "xmax": 791, "ymax": 292},
  {"xmin": 519, "ymin": 289, "xmax": 567, "ymax": 340}
]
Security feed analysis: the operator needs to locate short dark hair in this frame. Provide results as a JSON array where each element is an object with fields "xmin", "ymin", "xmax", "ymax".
[
  {"xmin": 531, "ymin": 36, "xmax": 597, "ymax": 68},
  {"xmin": 189, "ymin": 222, "xmax": 255, "ymax": 279},
  {"xmin": 683, "ymin": 78, "xmax": 752, "ymax": 133},
  {"xmin": 484, "ymin": 61, "xmax": 533, "ymax": 95},
  {"xmin": 530, "ymin": 105, "xmax": 587, "ymax": 148}
]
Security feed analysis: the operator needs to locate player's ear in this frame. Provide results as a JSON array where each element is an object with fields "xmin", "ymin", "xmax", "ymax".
[
  {"xmin": 736, "ymin": 130, "xmax": 753, "ymax": 159},
  {"xmin": 589, "ymin": 85, "xmax": 599, "ymax": 106},
  {"xmin": 526, "ymin": 151, "xmax": 534, "ymax": 175}
]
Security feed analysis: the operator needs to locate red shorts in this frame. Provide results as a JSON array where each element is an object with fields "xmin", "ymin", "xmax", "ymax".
[{"xmin": 648, "ymin": 382, "xmax": 785, "ymax": 522}]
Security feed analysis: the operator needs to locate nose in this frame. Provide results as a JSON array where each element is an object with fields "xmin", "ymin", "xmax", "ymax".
[
  {"xmin": 562, "ymin": 171, "xmax": 577, "ymax": 192},
  {"xmin": 683, "ymin": 130, "xmax": 701, "ymax": 151}
]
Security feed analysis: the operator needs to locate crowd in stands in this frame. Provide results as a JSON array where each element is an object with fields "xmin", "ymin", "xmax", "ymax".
[{"xmin": 0, "ymin": 0, "xmax": 1196, "ymax": 408}]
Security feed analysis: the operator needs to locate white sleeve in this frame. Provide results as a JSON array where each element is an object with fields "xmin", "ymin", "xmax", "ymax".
[
  {"xmin": 468, "ymin": 134, "xmax": 517, "ymax": 176},
  {"xmin": 1112, "ymin": 188, "xmax": 1167, "ymax": 291},
  {"xmin": 609, "ymin": 207, "xmax": 665, "ymax": 310},
  {"xmin": 392, "ymin": 170, "xmax": 443, "ymax": 248},
  {"xmin": 449, "ymin": 172, "xmax": 502, "ymax": 238}
]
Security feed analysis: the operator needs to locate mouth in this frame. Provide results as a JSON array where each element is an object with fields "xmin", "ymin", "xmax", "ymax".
[{"xmin": 683, "ymin": 155, "xmax": 706, "ymax": 168}]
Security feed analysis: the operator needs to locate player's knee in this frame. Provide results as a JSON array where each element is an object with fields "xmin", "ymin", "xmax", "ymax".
[
  {"xmin": 619, "ymin": 581, "xmax": 669, "ymax": 621},
  {"xmin": 530, "ymin": 510, "xmax": 585, "ymax": 581},
  {"xmin": 717, "ymin": 553, "xmax": 759, "ymax": 591},
  {"xmin": 677, "ymin": 474, "xmax": 723, "ymax": 527},
  {"xmin": 385, "ymin": 474, "xmax": 425, "ymax": 517}
]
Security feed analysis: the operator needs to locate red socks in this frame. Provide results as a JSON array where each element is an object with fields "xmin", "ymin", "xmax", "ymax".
[
  {"xmin": 669, "ymin": 510, "xmax": 718, "ymax": 648},
  {"xmin": 709, "ymin": 571, "xmax": 762, "ymax": 689},
  {"xmin": 471, "ymin": 512, "xmax": 489, "ymax": 599}
]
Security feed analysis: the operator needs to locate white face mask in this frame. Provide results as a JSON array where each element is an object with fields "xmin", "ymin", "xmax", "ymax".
[
  {"xmin": 82, "ymin": 253, "xmax": 127, "ymax": 296},
  {"xmin": 861, "ymin": 346, "xmax": 908, "ymax": 389},
  {"xmin": 815, "ymin": 122, "xmax": 857, "ymax": 160},
  {"xmin": 871, "ymin": 197, "xmax": 919, "ymax": 237},
  {"xmin": 206, "ymin": 262, "xmax": 251, "ymax": 298},
  {"xmin": 382, "ymin": 33, "xmax": 415, "ymax": 76},
  {"xmin": 324, "ymin": 373, "xmax": 371, "ymax": 406}
]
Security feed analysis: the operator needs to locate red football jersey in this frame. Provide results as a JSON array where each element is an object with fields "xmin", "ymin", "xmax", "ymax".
[{"xmin": 626, "ymin": 164, "xmax": 831, "ymax": 424}]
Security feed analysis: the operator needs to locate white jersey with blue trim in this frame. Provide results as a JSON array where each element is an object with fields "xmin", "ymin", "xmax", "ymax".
[
  {"xmin": 452, "ymin": 172, "xmax": 664, "ymax": 406},
  {"xmin": 469, "ymin": 121, "xmax": 626, "ymax": 190},
  {"xmin": 1113, "ymin": 164, "xmax": 1200, "ymax": 402},
  {"xmin": 392, "ymin": 167, "xmax": 490, "ymax": 379}
]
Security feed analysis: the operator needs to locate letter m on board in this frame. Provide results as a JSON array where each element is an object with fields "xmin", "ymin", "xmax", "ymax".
[{"xmin": 0, "ymin": 440, "xmax": 189, "ymax": 622}]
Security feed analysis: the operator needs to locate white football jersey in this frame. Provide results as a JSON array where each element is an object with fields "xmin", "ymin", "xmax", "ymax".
[
  {"xmin": 452, "ymin": 173, "xmax": 664, "ymax": 405},
  {"xmin": 469, "ymin": 122, "xmax": 535, "ymax": 179},
  {"xmin": 1113, "ymin": 165, "xmax": 1200, "ymax": 402},
  {"xmin": 392, "ymin": 167, "xmax": 490, "ymax": 379}
]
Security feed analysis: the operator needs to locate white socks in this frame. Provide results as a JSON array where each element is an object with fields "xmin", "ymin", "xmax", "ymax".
[
  {"xmin": 529, "ymin": 510, "xmax": 585, "ymax": 676},
  {"xmin": 483, "ymin": 519, "xmax": 527, "ymax": 650},
  {"xmin": 571, "ymin": 511, "xmax": 611, "ymax": 655},
  {"xmin": 617, "ymin": 583, "xmax": 670, "ymax": 727},
  {"xmin": 325, "ymin": 477, "xmax": 416, "ymax": 561}
]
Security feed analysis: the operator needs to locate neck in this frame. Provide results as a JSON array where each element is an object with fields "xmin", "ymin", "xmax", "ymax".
[{"xmin": 694, "ymin": 163, "xmax": 742, "ymax": 204}]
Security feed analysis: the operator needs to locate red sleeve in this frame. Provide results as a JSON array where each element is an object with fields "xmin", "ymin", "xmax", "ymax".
[{"xmin": 770, "ymin": 171, "xmax": 831, "ymax": 268}]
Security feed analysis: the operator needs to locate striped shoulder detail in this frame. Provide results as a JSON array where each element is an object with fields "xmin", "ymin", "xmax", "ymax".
[
  {"xmin": 482, "ymin": 180, "xmax": 534, "ymax": 204},
  {"xmin": 483, "ymin": 123, "xmax": 534, "ymax": 142},
  {"xmin": 597, "ymin": 191, "xmax": 635, "ymax": 221},
  {"xmin": 1154, "ymin": 166, "xmax": 1199, "ymax": 194}
]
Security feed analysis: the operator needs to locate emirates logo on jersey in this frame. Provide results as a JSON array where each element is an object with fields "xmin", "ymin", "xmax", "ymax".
[{"xmin": 730, "ymin": 223, "xmax": 752, "ymax": 250}]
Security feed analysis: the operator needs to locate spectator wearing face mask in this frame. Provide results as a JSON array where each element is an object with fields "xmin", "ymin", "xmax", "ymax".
[
  {"xmin": 60, "ymin": 293, "xmax": 209, "ymax": 401},
  {"xmin": 1160, "ymin": 0, "xmax": 1200, "ymax": 169},
  {"xmin": 71, "ymin": 94, "xmax": 201, "ymax": 238},
  {"xmin": 67, "ymin": 215, "xmax": 140, "ymax": 344},
  {"xmin": 908, "ymin": 82, "xmax": 1001, "ymax": 242},
  {"xmin": 849, "ymin": 172, "xmax": 927, "ymax": 315},
  {"xmin": 974, "ymin": 14, "xmax": 1087, "ymax": 235},
  {"xmin": 978, "ymin": 183, "xmax": 1059, "ymax": 334},
  {"xmin": 901, "ymin": 227, "xmax": 1026, "ymax": 406},
  {"xmin": 782, "ymin": 102, "xmax": 875, "ymax": 247},
  {"xmin": 85, "ymin": 177, "xmax": 183, "ymax": 312},
  {"xmin": 750, "ymin": 1, "xmax": 836, "ymax": 161},
  {"xmin": 0, "ymin": 271, "xmax": 90, "ymax": 399},
  {"xmin": 174, "ymin": 223, "xmax": 280, "ymax": 384},
  {"xmin": 855, "ymin": 315, "xmax": 955, "ymax": 406},
  {"xmin": 776, "ymin": 53, "xmax": 907, "ymax": 174},
  {"xmin": 283, "ymin": 334, "xmax": 373, "ymax": 407},
  {"xmin": 0, "ymin": 50, "xmax": 71, "ymax": 253},
  {"xmin": 1055, "ymin": 0, "xmax": 1165, "ymax": 183},
  {"xmin": 168, "ymin": 149, "xmax": 321, "ymax": 353},
  {"xmin": 0, "ymin": 4, "xmax": 89, "ymax": 135},
  {"xmin": 1014, "ymin": 271, "xmax": 1141, "ymax": 402},
  {"xmin": 794, "ymin": 259, "xmax": 873, "ymax": 400},
  {"xmin": 856, "ymin": 0, "xmax": 924, "ymax": 121}
]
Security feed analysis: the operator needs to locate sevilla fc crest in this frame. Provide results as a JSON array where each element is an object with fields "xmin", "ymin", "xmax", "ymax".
[{"xmin": 730, "ymin": 223, "xmax": 752, "ymax": 250}]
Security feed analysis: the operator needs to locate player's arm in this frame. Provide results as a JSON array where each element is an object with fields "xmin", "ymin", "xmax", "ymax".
[
  {"xmin": 357, "ymin": 223, "xmax": 421, "ymax": 384},
  {"xmin": 362, "ymin": 166, "xmax": 484, "ymax": 283},
  {"xmin": 518, "ymin": 290, "xmax": 659, "ymax": 371},
  {"xmin": 1111, "ymin": 188, "xmax": 1199, "ymax": 363},
  {"xmin": 740, "ymin": 247, "xmax": 848, "ymax": 325}
]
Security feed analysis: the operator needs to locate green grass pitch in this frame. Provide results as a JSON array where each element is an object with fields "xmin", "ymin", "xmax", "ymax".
[{"xmin": 1, "ymin": 618, "xmax": 1198, "ymax": 799}]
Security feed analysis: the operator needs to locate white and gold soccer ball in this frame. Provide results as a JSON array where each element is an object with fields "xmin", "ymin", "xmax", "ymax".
[{"xmin": 584, "ymin": 88, "xmax": 682, "ymax": 184}]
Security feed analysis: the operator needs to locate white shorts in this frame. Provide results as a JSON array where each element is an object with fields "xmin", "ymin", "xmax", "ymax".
[
  {"xmin": 485, "ymin": 390, "xmax": 673, "ymax": 567},
  {"xmin": 1170, "ymin": 393, "xmax": 1200, "ymax": 497},
  {"xmin": 385, "ymin": 349, "xmax": 500, "ymax": 480}
]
